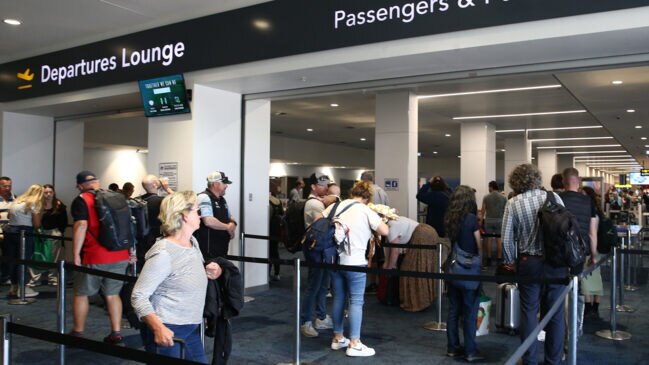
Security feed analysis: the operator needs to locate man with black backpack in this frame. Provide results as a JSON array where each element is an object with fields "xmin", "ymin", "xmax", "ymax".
[
  {"xmin": 70, "ymin": 171, "xmax": 132, "ymax": 345},
  {"xmin": 138, "ymin": 174, "xmax": 174, "ymax": 256},
  {"xmin": 194, "ymin": 171, "xmax": 237, "ymax": 260},
  {"xmin": 501, "ymin": 164, "xmax": 567, "ymax": 365},
  {"xmin": 300, "ymin": 173, "xmax": 335, "ymax": 338}
]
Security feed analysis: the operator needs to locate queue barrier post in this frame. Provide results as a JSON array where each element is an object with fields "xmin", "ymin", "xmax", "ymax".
[
  {"xmin": 596, "ymin": 245, "xmax": 632, "ymax": 340},
  {"xmin": 567, "ymin": 276, "xmax": 578, "ymax": 365},
  {"xmin": 293, "ymin": 257, "xmax": 301, "ymax": 365},
  {"xmin": 0, "ymin": 315, "xmax": 10, "ymax": 365},
  {"xmin": 57, "ymin": 260, "xmax": 66, "ymax": 365},
  {"xmin": 617, "ymin": 230, "xmax": 635, "ymax": 312},
  {"xmin": 423, "ymin": 243, "xmax": 446, "ymax": 332},
  {"xmin": 8, "ymin": 230, "xmax": 36, "ymax": 305}
]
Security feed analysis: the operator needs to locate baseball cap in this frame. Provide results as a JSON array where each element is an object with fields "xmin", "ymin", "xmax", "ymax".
[
  {"xmin": 309, "ymin": 173, "xmax": 330, "ymax": 187},
  {"xmin": 76, "ymin": 171, "xmax": 98, "ymax": 185},
  {"xmin": 207, "ymin": 171, "xmax": 232, "ymax": 184}
]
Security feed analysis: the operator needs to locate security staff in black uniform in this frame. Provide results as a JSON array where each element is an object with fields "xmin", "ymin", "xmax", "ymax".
[{"xmin": 195, "ymin": 171, "xmax": 237, "ymax": 259}]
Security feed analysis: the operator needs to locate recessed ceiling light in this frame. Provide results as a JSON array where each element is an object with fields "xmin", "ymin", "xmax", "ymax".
[
  {"xmin": 627, "ymin": 109, "xmax": 636, "ymax": 113},
  {"xmin": 252, "ymin": 19, "xmax": 271, "ymax": 30},
  {"xmin": 642, "ymin": 137, "xmax": 648, "ymax": 140},
  {"xmin": 612, "ymin": 80, "xmax": 624, "ymax": 85},
  {"xmin": 556, "ymin": 151, "xmax": 628, "ymax": 155},
  {"xmin": 360, "ymin": 138, "xmax": 366, "ymax": 141},
  {"xmin": 330, "ymin": 103, "xmax": 339, "ymax": 107},
  {"xmin": 417, "ymin": 152, "xmax": 422, "ymax": 157},
  {"xmin": 536, "ymin": 144, "xmax": 621, "ymax": 149},
  {"xmin": 418, "ymin": 84, "xmax": 561, "ymax": 99},
  {"xmin": 457, "ymin": 155, "xmax": 462, "ymax": 158},
  {"xmin": 445, "ymin": 133, "xmax": 451, "ymax": 137},
  {"xmin": 3, "ymin": 19, "xmax": 21, "ymax": 26},
  {"xmin": 306, "ymin": 128, "xmax": 313, "ymax": 132},
  {"xmin": 500, "ymin": 149, "xmax": 506, "ymax": 152},
  {"xmin": 636, "ymin": 125, "xmax": 643, "ymax": 129},
  {"xmin": 453, "ymin": 110, "xmax": 586, "ymax": 120},
  {"xmin": 433, "ymin": 151, "xmax": 438, "ymax": 154},
  {"xmin": 529, "ymin": 136, "xmax": 614, "ymax": 142}
]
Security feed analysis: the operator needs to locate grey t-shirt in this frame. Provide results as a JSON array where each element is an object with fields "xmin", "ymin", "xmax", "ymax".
[
  {"xmin": 304, "ymin": 194, "xmax": 325, "ymax": 227},
  {"xmin": 131, "ymin": 237, "xmax": 207, "ymax": 325},
  {"xmin": 483, "ymin": 191, "xmax": 507, "ymax": 219},
  {"xmin": 387, "ymin": 216, "xmax": 419, "ymax": 244},
  {"xmin": 8, "ymin": 202, "xmax": 36, "ymax": 226}
]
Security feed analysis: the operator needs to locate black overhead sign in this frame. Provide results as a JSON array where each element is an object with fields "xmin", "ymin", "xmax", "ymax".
[{"xmin": 2, "ymin": 0, "xmax": 649, "ymax": 102}]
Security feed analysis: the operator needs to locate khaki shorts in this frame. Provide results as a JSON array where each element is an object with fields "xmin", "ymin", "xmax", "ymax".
[{"xmin": 74, "ymin": 261, "xmax": 129, "ymax": 297}]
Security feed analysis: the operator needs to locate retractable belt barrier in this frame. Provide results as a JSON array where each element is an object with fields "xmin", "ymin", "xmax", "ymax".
[
  {"xmin": 2, "ymin": 320, "xmax": 205, "ymax": 365},
  {"xmin": 0, "ymin": 230, "xmax": 630, "ymax": 365}
]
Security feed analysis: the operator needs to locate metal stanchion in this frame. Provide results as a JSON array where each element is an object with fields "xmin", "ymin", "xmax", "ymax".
[
  {"xmin": 625, "ymin": 228, "xmax": 638, "ymax": 292},
  {"xmin": 0, "ymin": 314, "xmax": 11, "ymax": 364},
  {"xmin": 200, "ymin": 319, "xmax": 206, "ymax": 350},
  {"xmin": 294, "ymin": 258, "xmax": 301, "ymax": 365},
  {"xmin": 9, "ymin": 230, "xmax": 36, "ymax": 305},
  {"xmin": 567, "ymin": 276, "xmax": 578, "ymax": 365},
  {"xmin": 423, "ymin": 243, "xmax": 446, "ymax": 331},
  {"xmin": 617, "ymin": 230, "xmax": 635, "ymax": 312},
  {"xmin": 241, "ymin": 232, "xmax": 254, "ymax": 303},
  {"xmin": 57, "ymin": 260, "xmax": 66, "ymax": 365},
  {"xmin": 596, "ymin": 245, "xmax": 631, "ymax": 340}
]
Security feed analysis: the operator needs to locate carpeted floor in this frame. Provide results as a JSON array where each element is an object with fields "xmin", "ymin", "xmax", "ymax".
[{"xmin": 1, "ymin": 252, "xmax": 648, "ymax": 364}]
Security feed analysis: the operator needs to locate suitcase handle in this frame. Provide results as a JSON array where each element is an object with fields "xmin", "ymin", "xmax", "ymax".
[{"xmin": 156, "ymin": 337, "xmax": 186, "ymax": 359}]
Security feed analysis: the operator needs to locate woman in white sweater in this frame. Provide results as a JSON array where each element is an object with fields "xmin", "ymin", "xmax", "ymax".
[{"xmin": 132, "ymin": 191, "xmax": 221, "ymax": 363}]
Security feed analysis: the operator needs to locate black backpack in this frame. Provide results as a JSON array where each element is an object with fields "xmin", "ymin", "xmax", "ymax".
[
  {"xmin": 538, "ymin": 191, "xmax": 588, "ymax": 268},
  {"xmin": 302, "ymin": 201, "xmax": 358, "ymax": 264},
  {"xmin": 92, "ymin": 190, "xmax": 136, "ymax": 251},
  {"xmin": 128, "ymin": 197, "xmax": 150, "ymax": 241},
  {"xmin": 597, "ymin": 216, "xmax": 617, "ymax": 254},
  {"xmin": 283, "ymin": 198, "xmax": 313, "ymax": 253}
]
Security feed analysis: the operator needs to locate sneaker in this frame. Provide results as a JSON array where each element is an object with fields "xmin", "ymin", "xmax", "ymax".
[
  {"xmin": 1, "ymin": 278, "xmax": 11, "ymax": 286},
  {"xmin": 447, "ymin": 347, "xmax": 465, "ymax": 358},
  {"xmin": 103, "ymin": 333, "xmax": 125, "ymax": 346},
  {"xmin": 12, "ymin": 286, "xmax": 39, "ymax": 298},
  {"xmin": 270, "ymin": 274, "xmax": 281, "ymax": 282},
  {"xmin": 300, "ymin": 322, "xmax": 318, "ymax": 337},
  {"xmin": 331, "ymin": 336, "xmax": 350, "ymax": 351},
  {"xmin": 315, "ymin": 315, "xmax": 333, "ymax": 330},
  {"xmin": 464, "ymin": 353, "xmax": 485, "ymax": 363},
  {"xmin": 326, "ymin": 290, "xmax": 333, "ymax": 298},
  {"xmin": 346, "ymin": 341, "xmax": 375, "ymax": 357}
]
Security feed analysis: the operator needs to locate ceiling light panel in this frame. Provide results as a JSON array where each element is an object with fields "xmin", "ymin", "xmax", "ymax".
[
  {"xmin": 530, "ymin": 137, "xmax": 614, "ymax": 142},
  {"xmin": 454, "ymin": 110, "xmax": 587, "ymax": 120},
  {"xmin": 537, "ymin": 144, "xmax": 621, "ymax": 149},
  {"xmin": 556, "ymin": 151, "xmax": 628, "ymax": 155},
  {"xmin": 418, "ymin": 84, "xmax": 561, "ymax": 99}
]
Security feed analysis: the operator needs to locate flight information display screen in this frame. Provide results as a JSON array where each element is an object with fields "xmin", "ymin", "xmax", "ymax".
[{"xmin": 138, "ymin": 74, "xmax": 190, "ymax": 117}]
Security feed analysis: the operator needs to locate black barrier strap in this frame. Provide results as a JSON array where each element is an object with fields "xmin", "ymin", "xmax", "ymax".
[
  {"xmin": 381, "ymin": 242, "xmax": 438, "ymax": 250},
  {"xmin": 243, "ymin": 233, "xmax": 273, "ymax": 240},
  {"xmin": 481, "ymin": 233, "xmax": 501, "ymax": 238},
  {"xmin": 64, "ymin": 262, "xmax": 137, "ymax": 282},
  {"xmin": 619, "ymin": 248, "xmax": 649, "ymax": 255},
  {"xmin": 7, "ymin": 322, "xmax": 204, "ymax": 365},
  {"xmin": 3, "ymin": 230, "xmax": 73, "ymax": 242},
  {"xmin": 0, "ymin": 255, "xmax": 58, "ymax": 270},
  {"xmin": 223, "ymin": 254, "xmax": 570, "ymax": 285}
]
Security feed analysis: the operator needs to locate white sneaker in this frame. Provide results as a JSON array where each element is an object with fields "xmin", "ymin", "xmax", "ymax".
[
  {"xmin": 315, "ymin": 315, "xmax": 333, "ymax": 330},
  {"xmin": 11, "ymin": 285, "xmax": 39, "ymax": 298},
  {"xmin": 537, "ymin": 330, "xmax": 546, "ymax": 342},
  {"xmin": 300, "ymin": 322, "xmax": 318, "ymax": 337},
  {"xmin": 331, "ymin": 336, "xmax": 350, "ymax": 351},
  {"xmin": 346, "ymin": 341, "xmax": 375, "ymax": 357}
]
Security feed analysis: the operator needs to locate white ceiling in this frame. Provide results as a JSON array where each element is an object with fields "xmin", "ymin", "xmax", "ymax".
[{"xmin": 2, "ymin": 0, "xmax": 648, "ymax": 174}]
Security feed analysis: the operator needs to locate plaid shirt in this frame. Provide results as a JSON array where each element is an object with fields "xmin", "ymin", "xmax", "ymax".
[{"xmin": 501, "ymin": 189, "xmax": 564, "ymax": 265}]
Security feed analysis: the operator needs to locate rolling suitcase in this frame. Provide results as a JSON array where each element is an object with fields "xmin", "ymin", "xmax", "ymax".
[{"xmin": 495, "ymin": 282, "xmax": 520, "ymax": 335}]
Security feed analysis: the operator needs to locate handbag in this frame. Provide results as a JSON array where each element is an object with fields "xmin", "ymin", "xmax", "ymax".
[
  {"xmin": 31, "ymin": 228, "xmax": 53, "ymax": 270},
  {"xmin": 446, "ymin": 243, "xmax": 481, "ymax": 291}
]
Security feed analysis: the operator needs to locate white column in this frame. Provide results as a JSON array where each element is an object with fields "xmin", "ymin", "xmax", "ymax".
[
  {"xmin": 54, "ymin": 121, "xmax": 84, "ymax": 209},
  {"xmin": 244, "ymin": 99, "xmax": 271, "ymax": 290},
  {"xmin": 375, "ymin": 91, "xmax": 418, "ymax": 219},
  {"xmin": 1, "ymin": 112, "xmax": 54, "ymax": 193},
  {"xmin": 148, "ymin": 114, "xmax": 194, "ymax": 191},
  {"xmin": 461, "ymin": 121, "xmax": 496, "ymax": 202},
  {"xmin": 538, "ymin": 149, "xmax": 558, "ymax": 189},
  {"xmin": 503, "ymin": 135, "xmax": 530, "ymax": 194}
]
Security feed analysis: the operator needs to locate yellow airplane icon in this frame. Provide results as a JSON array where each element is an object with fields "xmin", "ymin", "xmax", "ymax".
[{"xmin": 17, "ymin": 68, "xmax": 35, "ymax": 81}]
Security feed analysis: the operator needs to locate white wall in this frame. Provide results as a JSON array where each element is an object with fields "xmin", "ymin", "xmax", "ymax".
[
  {"xmin": 1, "ymin": 112, "xmax": 54, "ymax": 194},
  {"xmin": 271, "ymin": 136, "xmax": 372, "ymax": 168},
  {"xmin": 191, "ymin": 84, "xmax": 242, "ymax": 257},
  {"xmin": 147, "ymin": 114, "xmax": 194, "ymax": 191},
  {"xmin": 54, "ymin": 121, "xmax": 85, "ymax": 207},
  {"xmin": 85, "ymin": 115, "xmax": 148, "ymax": 148},
  {"xmin": 244, "ymin": 99, "xmax": 271, "ymax": 289},
  {"xmin": 83, "ymin": 148, "xmax": 147, "ymax": 195}
]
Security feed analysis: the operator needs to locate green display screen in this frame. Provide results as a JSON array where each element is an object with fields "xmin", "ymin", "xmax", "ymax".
[{"xmin": 138, "ymin": 74, "xmax": 190, "ymax": 117}]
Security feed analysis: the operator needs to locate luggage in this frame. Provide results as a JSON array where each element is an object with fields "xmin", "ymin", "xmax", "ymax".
[{"xmin": 495, "ymin": 282, "xmax": 519, "ymax": 335}]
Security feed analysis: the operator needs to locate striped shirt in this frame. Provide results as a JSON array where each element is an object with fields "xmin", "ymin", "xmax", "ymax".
[
  {"xmin": 501, "ymin": 189, "xmax": 564, "ymax": 265},
  {"xmin": 131, "ymin": 237, "xmax": 207, "ymax": 325}
]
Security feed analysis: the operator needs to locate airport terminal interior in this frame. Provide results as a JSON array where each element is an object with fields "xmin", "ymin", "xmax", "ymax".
[{"xmin": 3, "ymin": 1, "xmax": 649, "ymax": 364}]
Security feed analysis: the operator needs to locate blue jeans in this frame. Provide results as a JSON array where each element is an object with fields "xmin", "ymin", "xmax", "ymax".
[
  {"xmin": 446, "ymin": 284, "xmax": 479, "ymax": 356},
  {"xmin": 141, "ymin": 323, "xmax": 206, "ymax": 363},
  {"xmin": 301, "ymin": 267, "xmax": 329, "ymax": 324},
  {"xmin": 331, "ymin": 269, "xmax": 366, "ymax": 340},
  {"xmin": 4, "ymin": 226, "xmax": 34, "ymax": 285},
  {"xmin": 518, "ymin": 255, "xmax": 568, "ymax": 365}
]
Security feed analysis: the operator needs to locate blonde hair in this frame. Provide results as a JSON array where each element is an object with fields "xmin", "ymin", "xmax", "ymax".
[
  {"xmin": 159, "ymin": 191, "xmax": 197, "ymax": 236},
  {"xmin": 15, "ymin": 185, "xmax": 44, "ymax": 214}
]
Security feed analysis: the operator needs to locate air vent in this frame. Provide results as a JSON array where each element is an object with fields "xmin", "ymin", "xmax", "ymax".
[
  {"xmin": 344, "ymin": 126, "xmax": 355, "ymax": 129},
  {"xmin": 272, "ymin": 130, "xmax": 283, "ymax": 134},
  {"xmin": 274, "ymin": 112, "xmax": 287, "ymax": 116}
]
